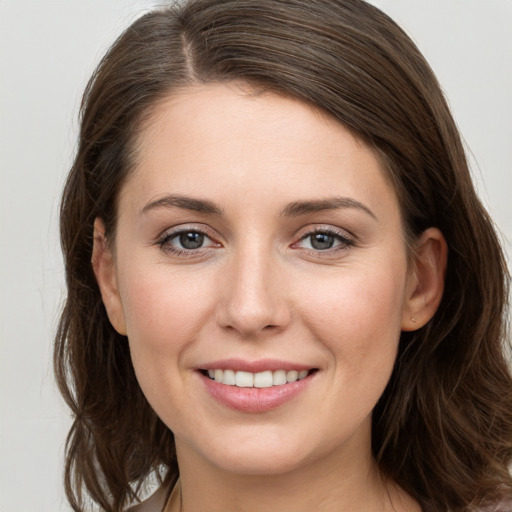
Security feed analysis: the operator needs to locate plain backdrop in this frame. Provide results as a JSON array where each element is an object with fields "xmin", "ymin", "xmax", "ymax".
[{"xmin": 0, "ymin": 1, "xmax": 510, "ymax": 510}]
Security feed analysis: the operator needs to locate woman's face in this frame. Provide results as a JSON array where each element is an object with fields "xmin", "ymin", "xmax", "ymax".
[{"xmin": 97, "ymin": 83, "xmax": 422, "ymax": 476}]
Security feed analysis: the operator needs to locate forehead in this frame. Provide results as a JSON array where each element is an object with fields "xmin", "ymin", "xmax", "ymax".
[{"xmin": 123, "ymin": 82, "xmax": 400, "ymax": 223}]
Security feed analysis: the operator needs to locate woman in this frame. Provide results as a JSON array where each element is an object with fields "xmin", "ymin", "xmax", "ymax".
[{"xmin": 54, "ymin": 0, "xmax": 512, "ymax": 511}]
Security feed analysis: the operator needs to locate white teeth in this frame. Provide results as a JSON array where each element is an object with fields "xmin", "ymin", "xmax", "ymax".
[
  {"xmin": 286, "ymin": 370, "xmax": 298, "ymax": 383},
  {"xmin": 235, "ymin": 371, "xmax": 254, "ymax": 388},
  {"xmin": 222, "ymin": 369, "xmax": 236, "ymax": 386},
  {"xmin": 273, "ymin": 370, "xmax": 287, "ymax": 385},
  {"xmin": 206, "ymin": 368, "xmax": 312, "ymax": 387},
  {"xmin": 214, "ymin": 369, "xmax": 223, "ymax": 383},
  {"xmin": 254, "ymin": 371, "xmax": 273, "ymax": 388}
]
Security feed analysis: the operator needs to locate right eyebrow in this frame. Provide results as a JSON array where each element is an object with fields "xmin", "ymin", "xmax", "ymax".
[
  {"xmin": 280, "ymin": 196, "xmax": 378, "ymax": 220},
  {"xmin": 141, "ymin": 194, "xmax": 224, "ymax": 216}
]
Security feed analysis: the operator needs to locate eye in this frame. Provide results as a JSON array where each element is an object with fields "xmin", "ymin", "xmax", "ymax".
[
  {"xmin": 175, "ymin": 231, "xmax": 206, "ymax": 250},
  {"xmin": 306, "ymin": 232, "xmax": 337, "ymax": 250},
  {"xmin": 157, "ymin": 228, "xmax": 219, "ymax": 254},
  {"xmin": 295, "ymin": 228, "xmax": 355, "ymax": 252}
]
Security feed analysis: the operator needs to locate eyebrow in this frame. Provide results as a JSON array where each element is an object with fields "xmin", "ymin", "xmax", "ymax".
[
  {"xmin": 142, "ymin": 194, "xmax": 223, "ymax": 216},
  {"xmin": 141, "ymin": 194, "xmax": 377, "ymax": 220},
  {"xmin": 280, "ymin": 197, "xmax": 377, "ymax": 220}
]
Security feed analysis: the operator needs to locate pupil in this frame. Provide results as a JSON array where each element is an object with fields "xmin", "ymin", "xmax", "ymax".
[
  {"xmin": 311, "ymin": 233, "xmax": 334, "ymax": 250},
  {"xmin": 179, "ymin": 232, "xmax": 204, "ymax": 249}
]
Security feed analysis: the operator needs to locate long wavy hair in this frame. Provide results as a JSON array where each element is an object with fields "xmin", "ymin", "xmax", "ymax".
[{"xmin": 55, "ymin": 1, "xmax": 512, "ymax": 510}]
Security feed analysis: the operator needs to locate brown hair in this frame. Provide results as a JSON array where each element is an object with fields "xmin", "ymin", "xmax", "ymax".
[{"xmin": 55, "ymin": 1, "xmax": 512, "ymax": 510}]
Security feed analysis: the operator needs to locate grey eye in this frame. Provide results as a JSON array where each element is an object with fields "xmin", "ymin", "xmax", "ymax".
[
  {"xmin": 295, "ymin": 229, "xmax": 354, "ymax": 253},
  {"xmin": 309, "ymin": 233, "xmax": 336, "ymax": 250},
  {"xmin": 178, "ymin": 232, "xmax": 205, "ymax": 249}
]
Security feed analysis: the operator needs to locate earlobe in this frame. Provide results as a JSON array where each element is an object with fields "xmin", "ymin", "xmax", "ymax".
[
  {"xmin": 402, "ymin": 227, "xmax": 447, "ymax": 332},
  {"xmin": 91, "ymin": 218, "xmax": 127, "ymax": 336}
]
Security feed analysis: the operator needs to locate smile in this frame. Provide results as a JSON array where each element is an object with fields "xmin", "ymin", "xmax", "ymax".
[
  {"xmin": 203, "ymin": 369, "xmax": 312, "ymax": 388},
  {"xmin": 198, "ymin": 364, "xmax": 318, "ymax": 413}
]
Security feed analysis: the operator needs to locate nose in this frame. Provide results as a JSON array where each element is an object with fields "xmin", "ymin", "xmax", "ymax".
[{"xmin": 216, "ymin": 245, "xmax": 291, "ymax": 338}]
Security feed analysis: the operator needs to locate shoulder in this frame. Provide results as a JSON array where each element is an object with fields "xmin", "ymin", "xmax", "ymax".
[{"xmin": 125, "ymin": 485, "xmax": 171, "ymax": 512}]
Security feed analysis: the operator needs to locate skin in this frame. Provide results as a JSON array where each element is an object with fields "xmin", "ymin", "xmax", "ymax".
[{"xmin": 93, "ymin": 83, "xmax": 446, "ymax": 511}]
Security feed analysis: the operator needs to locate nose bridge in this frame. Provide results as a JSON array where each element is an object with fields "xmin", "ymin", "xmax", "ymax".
[{"xmin": 218, "ymin": 239, "xmax": 289, "ymax": 336}]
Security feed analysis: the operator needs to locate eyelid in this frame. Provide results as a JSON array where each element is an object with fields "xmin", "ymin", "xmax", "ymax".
[
  {"xmin": 297, "ymin": 224, "xmax": 355, "ymax": 241},
  {"xmin": 153, "ymin": 223, "xmax": 356, "ymax": 257},
  {"xmin": 292, "ymin": 225, "xmax": 357, "ymax": 252},
  {"xmin": 155, "ymin": 224, "xmax": 221, "ymax": 254}
]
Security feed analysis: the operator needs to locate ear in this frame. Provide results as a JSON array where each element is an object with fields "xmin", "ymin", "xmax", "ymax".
[
  {"xmin": 401, "ymin": 227, "xmax": 447, "ymax": 331},
  {"xmin": 91, "ymin": 218, "xmax": 127, "ymax": 335}
]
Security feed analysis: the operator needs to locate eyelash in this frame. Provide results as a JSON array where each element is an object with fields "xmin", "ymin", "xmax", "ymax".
[
  {"xmin": 156, "ymin": 226, "xmax": 219, "ymax": 256},
  {"xmin": 295, "ymin": 227, "xmax": 356, "ymax": 254},
  {"xmin": 155, "ymin": 226, "xmax": 356, "ymax": 257}
]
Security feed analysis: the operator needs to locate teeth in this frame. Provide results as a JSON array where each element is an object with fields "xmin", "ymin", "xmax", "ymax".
[
  {"xmin": 235, "ymin": 371, "xmax": 254, "ymax": 387},
  {"xmin": 286, "ymin": 370, "xmax": 298, "ymax": 383},
  {"xmin": 254, "ymin": 371, "xmax": 273, "ymax": 388},
  {"xmin": 206, "ymin": 369, "xmax": 312, "ymax": 387},
  {"xmin": 273, "ymin": 370, "xmax": 287, "ymax": 385},
  {"xmin": 222, "ymin": 369, "xmax": 236, "ymax": 386}
]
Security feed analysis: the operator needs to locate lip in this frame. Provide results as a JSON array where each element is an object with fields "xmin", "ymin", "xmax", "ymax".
[{"xmin": 197, "ymin": 359, "xmax": 317, "ymax": 413}]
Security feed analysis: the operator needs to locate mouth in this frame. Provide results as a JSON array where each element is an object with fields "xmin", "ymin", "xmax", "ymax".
[
  {"xmin": 199, "ymin": 368, "xmax": 318, "ymax": 388},
  {"xmin": 197, "ymin": 359, "xmax": 319, "ymax": 412}
]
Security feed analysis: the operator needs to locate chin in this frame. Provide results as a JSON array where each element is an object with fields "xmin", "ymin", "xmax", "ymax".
[
  {"xmin": 209, "ymin": 448, "xmax": 308, "ymax": 476},
  {"xmin": 181, "ymin": 425, "xmax": 334, "ymax": 477}
]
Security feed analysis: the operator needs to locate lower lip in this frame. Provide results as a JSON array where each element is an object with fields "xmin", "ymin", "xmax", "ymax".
[{"xmin": 200, "ymin": 372, "xmax": 315, "ymax": 413}]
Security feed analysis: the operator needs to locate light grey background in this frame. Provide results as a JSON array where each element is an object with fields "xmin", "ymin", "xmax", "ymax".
[{"xmin": 0, "ymin": 1, "xmax": 510, "ymax": 510}]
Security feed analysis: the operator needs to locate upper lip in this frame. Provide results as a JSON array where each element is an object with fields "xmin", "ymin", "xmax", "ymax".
[{"xmin": 197, "ymin": 358, "xmax": 315, "ymax": 373}]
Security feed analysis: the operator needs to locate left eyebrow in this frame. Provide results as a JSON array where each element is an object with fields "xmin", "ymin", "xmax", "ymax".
[{"xmin": 280, "ymin": 197, "xmax": 377, "ymax": 220}]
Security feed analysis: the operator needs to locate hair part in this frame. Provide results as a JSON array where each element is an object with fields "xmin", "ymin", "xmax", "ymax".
[{"xmin": 55, "ymin": 1, "xmax": 512, "ymax": 510}]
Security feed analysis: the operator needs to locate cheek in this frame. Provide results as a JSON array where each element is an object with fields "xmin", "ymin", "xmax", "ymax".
[
  {"xmin": 119, "ymin": 264, "xmax": 215, "ymax": 361},
  {"xmin": 296, "ymin": 263, "xmax": 406, "ymax": 379},
  {"xmin": 116, "ymin": 264, "xmax": 218, "ymax": 424}
]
